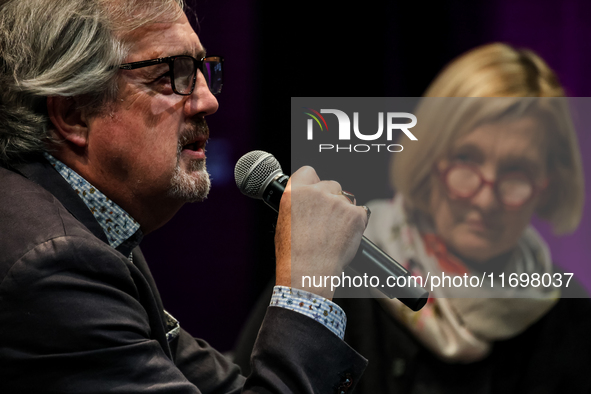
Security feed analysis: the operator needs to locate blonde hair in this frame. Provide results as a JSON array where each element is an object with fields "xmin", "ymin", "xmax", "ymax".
[{"xmin": 392, "ymin": 43, "xmax": 584, "ymax": 234}]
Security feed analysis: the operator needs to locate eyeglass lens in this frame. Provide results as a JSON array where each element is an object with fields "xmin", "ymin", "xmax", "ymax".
[
  {"xmin": 497, "ymin": 176, "xmax": 533, "ymax": 205},
  {"xmin": 173, "ymin": 56, "xmax": 223, "ymax": 95},
  {"xmin": 446, "ymin": 166, "xmax": 534, "ymax": 206},
  {"xmin": 203, "ymin": 58, "xmax": 223, "ymax": 94},
  {"xmin": 173, "ymin": 57, "xmax": 194, "ymax": 94}
]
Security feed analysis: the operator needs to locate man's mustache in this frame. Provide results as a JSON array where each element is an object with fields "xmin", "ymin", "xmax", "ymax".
[{"xmin": 179, "ymin": 118, "xmax": 209, "ymax": 147}]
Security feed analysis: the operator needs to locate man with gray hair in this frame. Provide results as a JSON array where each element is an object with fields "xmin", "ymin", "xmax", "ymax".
[{"xmin": 0, "ymin": 0, "xmax": 369, "ymax": 392}]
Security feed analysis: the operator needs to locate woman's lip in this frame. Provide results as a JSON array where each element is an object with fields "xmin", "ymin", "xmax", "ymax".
[{"xmin": 465, "ymin": 219, "xmax": 495, "ymax": 231}]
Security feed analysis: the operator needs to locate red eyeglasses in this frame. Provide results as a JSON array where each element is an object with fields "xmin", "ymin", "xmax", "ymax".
[{"xmin": 438, "ymin": 163, "xmax": 548, "ymax": 208}]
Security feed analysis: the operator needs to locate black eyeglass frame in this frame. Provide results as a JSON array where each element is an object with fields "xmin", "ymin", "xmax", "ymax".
[{"xmin": 119, "ymin": 55, "xmax": 224, "ymax": 96}]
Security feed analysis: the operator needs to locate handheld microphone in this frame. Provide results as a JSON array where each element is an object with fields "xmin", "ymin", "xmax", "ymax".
[{"xmin": 235, "ymin": 150, "xmax": 428, "ymax": 311}]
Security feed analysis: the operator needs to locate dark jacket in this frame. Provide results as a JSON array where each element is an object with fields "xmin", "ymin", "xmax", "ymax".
[
  {"xmin": 236, "ymin": 281, "xmax": 591, "ymax": 394},
  {"xmin": 0, "ymin": 157, "xmax": 367, "ymax": 393}
]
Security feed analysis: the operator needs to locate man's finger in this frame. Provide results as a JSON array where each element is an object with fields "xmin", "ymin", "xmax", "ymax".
[
  {"xmin": 314, "ymin": 180, "xmax": 342, "ymax": 196},
  {"xmin": 361, "ymin": 205, "xmax": 371, "ymax": 228},
  {"xmin": 290, "ymin": 166, "xmax": 321, "ymax": 186}
]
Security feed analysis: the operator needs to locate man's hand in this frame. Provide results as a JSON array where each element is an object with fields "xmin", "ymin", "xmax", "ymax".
[{"xmin": 275, "ymin": 166, "xmax": 368, "ymax": 300}]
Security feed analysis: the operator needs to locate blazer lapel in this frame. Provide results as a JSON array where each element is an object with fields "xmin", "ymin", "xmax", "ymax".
[{"xmin": 10, "ymin": 156, "xmax": 110, "ymax": 245}]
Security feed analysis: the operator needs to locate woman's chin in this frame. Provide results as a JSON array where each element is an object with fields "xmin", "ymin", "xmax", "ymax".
[{"xmin": 449, "ymin": 234, "xmax": 500, "ymax": 264}]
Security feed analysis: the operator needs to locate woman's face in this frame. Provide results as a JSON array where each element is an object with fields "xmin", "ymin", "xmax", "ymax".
[{"xmin": 430, "ymin": 117, "xmax": 548, "ymax": 263}]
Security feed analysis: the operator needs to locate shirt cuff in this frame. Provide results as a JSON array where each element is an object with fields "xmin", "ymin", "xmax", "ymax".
[{"xmin": 269, "ymin": 285, "xmax": 347, "ymax": 340}]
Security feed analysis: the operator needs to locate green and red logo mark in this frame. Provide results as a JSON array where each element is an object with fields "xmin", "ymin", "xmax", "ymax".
[{"xmin": 303, "ymin": 107, "xmax": 329, "ymax": 138}]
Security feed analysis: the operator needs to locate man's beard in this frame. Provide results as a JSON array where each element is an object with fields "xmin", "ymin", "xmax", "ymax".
[
  {"xmin": 167, "ymin": 156, "xmax": 211, "ymax": 202},
  {"xmin": 167, "ymin": 122, "xmax": 211, "ymax": 202}
]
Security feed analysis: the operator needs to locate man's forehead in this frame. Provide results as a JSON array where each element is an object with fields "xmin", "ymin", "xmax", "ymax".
[{"xmin": 124, "ymin": 17, "xmax": 205, "ymax": 61}]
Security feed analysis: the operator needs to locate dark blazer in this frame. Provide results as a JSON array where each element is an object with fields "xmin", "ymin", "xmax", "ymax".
[
  {"xmin": 0, "ymin": 157, "xmax": 367, "ymax": 393},
  {"xmin": 236, "ymin": 281, "xmax": 591, "ymax": 394}
]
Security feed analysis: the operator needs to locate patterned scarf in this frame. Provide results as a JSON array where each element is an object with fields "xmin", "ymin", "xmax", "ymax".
[{"xmin": 364, "ymin": 195, "xmax": 559, "ymax": 363}]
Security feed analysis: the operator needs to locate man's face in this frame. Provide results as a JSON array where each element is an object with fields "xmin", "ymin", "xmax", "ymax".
[{"xmin": 84, "ymin": 12, "xmax": 218, "ymax": 229}]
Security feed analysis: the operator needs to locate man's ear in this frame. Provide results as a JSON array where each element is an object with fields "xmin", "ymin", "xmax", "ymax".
[{"xmin": 47, "ymin": 96, "xmax": 89, "ymax": 147}]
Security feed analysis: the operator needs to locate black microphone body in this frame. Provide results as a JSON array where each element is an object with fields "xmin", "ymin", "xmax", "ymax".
[
  {"xmin": 236, "ymin": 151, "xmax": 429, "ymax": 311},
  {"xmin": 261, "ymin": 174, "xmax": 289, "ymax": 212}
]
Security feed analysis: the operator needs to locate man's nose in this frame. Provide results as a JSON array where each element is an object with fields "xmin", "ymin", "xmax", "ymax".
[{"xmin": 185, "ymin": 69, "xmax": 219, "ymax": 117}]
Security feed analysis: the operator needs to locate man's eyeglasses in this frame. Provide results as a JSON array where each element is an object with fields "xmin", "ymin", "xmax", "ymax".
[
  {"xmin": 119, "ymin": 55, "xmax": 224, "ymax": 96},
  {"xmin": 438, "ymin": 163, "xmax": 548, "ymax": 208}
]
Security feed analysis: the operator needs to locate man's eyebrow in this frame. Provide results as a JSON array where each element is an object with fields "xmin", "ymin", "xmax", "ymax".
[
  {"xmin": 146, "ymin": 45, "xmax": 206, "ymax": 61},
  {"xmin": 178, "ymin": 46, "xmax": 206, "ymax": 58}
]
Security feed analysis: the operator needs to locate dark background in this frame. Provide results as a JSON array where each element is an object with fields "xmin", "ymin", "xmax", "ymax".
[{"xmin": 140, "ymin": 0, "xmax": 591, "ymax": 352}]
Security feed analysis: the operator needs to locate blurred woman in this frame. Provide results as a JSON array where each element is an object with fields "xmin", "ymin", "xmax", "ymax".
[
  {"xmin": 343, "ymin": 43, "xmax": 590, "ymax": 393},
  {"xmin": 235, "ymin": 43, "xmax": 591, "ymax": 393}
]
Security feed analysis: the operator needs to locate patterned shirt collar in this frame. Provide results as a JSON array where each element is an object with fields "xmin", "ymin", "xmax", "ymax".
[{"xmin": 43, "ymin": 152, "xmax": 141, "ymax": 250}]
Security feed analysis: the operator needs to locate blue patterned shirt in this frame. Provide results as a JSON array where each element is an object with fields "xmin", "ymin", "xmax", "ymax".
[
  {"xmin": 270, "ymin": 286, "xmax": 347, "ymax": 339},
  {"xmin": 43, "ymin": 153, "xmax": 347, "ymax": 340},
  {"xmin": 43, "ymin": 153, "xmax": 140, "ymax": 249}
]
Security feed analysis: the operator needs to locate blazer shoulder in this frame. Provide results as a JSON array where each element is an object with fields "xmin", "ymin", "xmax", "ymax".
[{"xmin": 0, "ymin": 166, "xmax": 98, "ymax": 278}]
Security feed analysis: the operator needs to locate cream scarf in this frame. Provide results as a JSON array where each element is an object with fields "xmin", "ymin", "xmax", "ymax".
[{"xmin": 364, "ymin": 195, "xmax": 559, "ymax": 363}]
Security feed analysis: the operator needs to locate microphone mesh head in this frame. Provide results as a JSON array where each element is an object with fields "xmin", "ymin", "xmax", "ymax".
[{"xmin": 235, "ymin": 150, "xmax": 282, "ymax": 198}]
